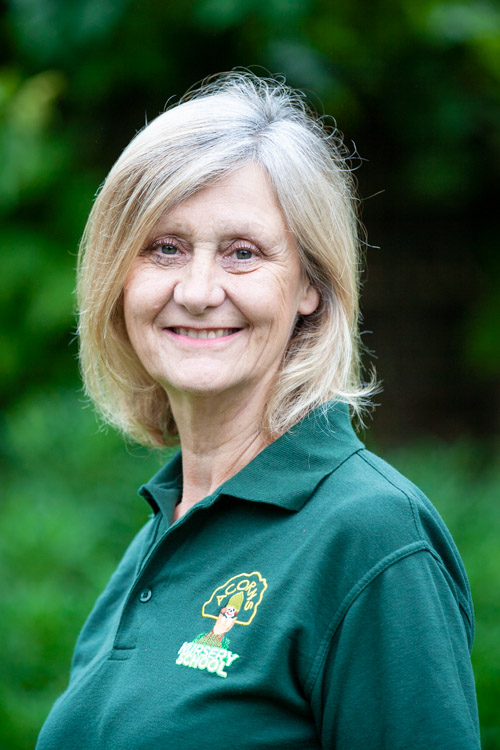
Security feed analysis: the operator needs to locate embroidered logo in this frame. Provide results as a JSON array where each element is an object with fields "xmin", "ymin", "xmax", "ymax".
[{"xmin": 175, "ymin": 571, "xmax": 267, "ymax": 679}]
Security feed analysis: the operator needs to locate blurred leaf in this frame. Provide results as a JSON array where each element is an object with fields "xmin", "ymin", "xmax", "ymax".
[
  {"xmin": 7, "ymin": 0, "xmax": 133, "ymax": 63},
  {"xmin": 267, "ymin": 40, "xmax": 339, "ymax": 98},
  {"xmin": 193, "ymin": 0, "xmax": 252, "ymax": 30},
  {"xmin": 0, "ymin": 228, "xmax": 74, "ymax": 393},
  {"xmin": 464, "ymin": 295, "xmax": 500, "ymax": 377},
  {"xmin": 426, "ymin": 2, "xmax": 500, "ymax": 44},
  {"xmin": 0, "ymin": 69, "xmax": 67, "ymax": 211}
]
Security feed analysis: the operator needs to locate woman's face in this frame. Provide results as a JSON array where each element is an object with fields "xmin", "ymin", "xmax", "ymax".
[{"xmin": 123, "ymin": 163, "xmax": 319, "ymax": 403}]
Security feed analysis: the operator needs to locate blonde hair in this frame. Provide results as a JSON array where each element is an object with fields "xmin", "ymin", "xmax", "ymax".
[{"xmin": 77, "ymin": 71, "xmax": 376, "ymax": 446}]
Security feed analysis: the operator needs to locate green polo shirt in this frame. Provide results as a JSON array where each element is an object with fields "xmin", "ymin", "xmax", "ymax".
[{"xmin": 36, "ymin": 402, "xmax": 480, "ymax": 749}]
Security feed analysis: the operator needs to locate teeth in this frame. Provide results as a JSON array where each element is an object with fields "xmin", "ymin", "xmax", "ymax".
[{"xmin": 173, "ymin": 328, "xmax": 235, "ymax": 339}]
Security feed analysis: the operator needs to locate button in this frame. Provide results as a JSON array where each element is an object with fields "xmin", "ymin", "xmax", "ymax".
[{"xmin": 139, "ymin": 588, "xmax": 152, "ymax": 603}]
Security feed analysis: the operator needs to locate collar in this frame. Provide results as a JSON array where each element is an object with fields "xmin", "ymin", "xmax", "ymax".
[{"xmin": 139, "ymin": 401, "xmax": 364, "ymax": 519}]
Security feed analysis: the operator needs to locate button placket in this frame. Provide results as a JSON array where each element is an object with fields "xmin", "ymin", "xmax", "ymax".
[{"xmin": 110, "ymin": 514, "xmax": 201, "ymax": 659}]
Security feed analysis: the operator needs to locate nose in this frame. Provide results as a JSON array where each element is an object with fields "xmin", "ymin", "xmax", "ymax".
[{"xmin": 173, "ymin": 252, "xmax": 226, "ymax": 314}]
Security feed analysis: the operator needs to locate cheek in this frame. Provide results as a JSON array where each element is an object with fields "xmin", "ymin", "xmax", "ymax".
[
  {"xmin": 271, "ymin": 271, "xmax": 307, "ymax": 325},
  {"xmin": 122, "ymin": 289, "xmax": 144, "ymax": 333},
  {"xmin": 123, "ymin": 273, "xmax": 170, "ymax": 326},
  {"xmin": 238, "ymin": 275, "xmax": 302, "ymax": 335}
]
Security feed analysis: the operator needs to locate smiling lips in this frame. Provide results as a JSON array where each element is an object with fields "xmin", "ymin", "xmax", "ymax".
[{"xmin": 169, "ymin": 327, "xmax": 240, "ymax": 339}]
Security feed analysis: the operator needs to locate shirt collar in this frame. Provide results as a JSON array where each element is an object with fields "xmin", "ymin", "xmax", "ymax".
[{"xmin": 139, "ymin": 401, "xmax": 364, "ymax": 518}]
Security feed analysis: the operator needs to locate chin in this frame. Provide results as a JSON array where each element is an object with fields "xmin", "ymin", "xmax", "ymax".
[{"xmin": 161, "ymin": 374, "xmax": 243, "ymax": 397}]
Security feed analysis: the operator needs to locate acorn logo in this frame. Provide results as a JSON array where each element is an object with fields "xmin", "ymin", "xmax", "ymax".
[{"xmin": 202, "ymin": 571, "xmax": 268, "ymax": 626}]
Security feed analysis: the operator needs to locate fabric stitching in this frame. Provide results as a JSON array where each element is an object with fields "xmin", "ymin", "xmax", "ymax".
[
  {"xmin": 426, "ymin": 548, "xmax": 474, "ymax": 640},
  {"xmin": 304, "ymin": 541, "xmax": 431, "ymax": 697},
  {"xmin": 356, "ymin": 452, "xmax": 474, "ymax": 636},
  {"xmin": 357, "ymin": 451, "xmax": 425, "ymax": 539}
]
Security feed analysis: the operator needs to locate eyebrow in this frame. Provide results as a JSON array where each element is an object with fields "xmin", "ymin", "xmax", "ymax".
[{"xmin": 149, "ymin": 218, "xmax": 285, "ymax": 246}]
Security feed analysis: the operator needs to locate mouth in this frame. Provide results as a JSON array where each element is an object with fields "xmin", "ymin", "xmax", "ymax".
[{"xmin": 168, "ymin": 327, "xmax": 241, "ymax": 339}]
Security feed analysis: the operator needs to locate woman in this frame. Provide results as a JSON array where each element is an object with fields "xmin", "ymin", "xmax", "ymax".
[{"xmin": 37, "ymin": 72, "xmax": 480, "ymax": 749}]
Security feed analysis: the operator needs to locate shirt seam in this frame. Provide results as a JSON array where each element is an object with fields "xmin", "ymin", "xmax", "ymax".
[
  {"xmin": 304, "ymin": 541, "xmax": 432, "ymax": 698},
  {"xmin": 356, "ymin": 451, "xmax": 425, "ymax": 539},
  {"xmin": 357, "ymin": 451, "xmax": 474, "ymax": 633}
]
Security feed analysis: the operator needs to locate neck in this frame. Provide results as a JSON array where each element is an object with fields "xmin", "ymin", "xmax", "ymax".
[{"xmin": 167, "ymin": 383, "xmax": 272, "ymax": 520}]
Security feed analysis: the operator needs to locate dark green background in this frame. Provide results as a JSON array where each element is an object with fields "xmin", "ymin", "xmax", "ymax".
[{"xmin": 1, "ymin": 0, "xmax": 499, "ymax": 747}]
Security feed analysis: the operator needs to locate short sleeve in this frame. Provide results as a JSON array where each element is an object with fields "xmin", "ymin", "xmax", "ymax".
[{"xmin": 310, "ymin": 549, "xmax": 480, "ymax": 749}]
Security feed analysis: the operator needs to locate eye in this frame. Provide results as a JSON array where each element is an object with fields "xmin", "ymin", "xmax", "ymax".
[
  {"xmin": 143, "ymin": 237, "xmax": 183, "ymax": 262},
  {"xmin": 221, "ymin": 241, "xmax": 262, "ymax": 271},
  {"xmin": 234, "ymin": 247, "xmax": 254, "ymax": 260},
  {"xmin": 157, "ymin": 242, "xmax": 179, "ymax": 255}
]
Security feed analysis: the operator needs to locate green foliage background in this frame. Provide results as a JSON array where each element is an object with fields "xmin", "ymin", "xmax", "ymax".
[{"xmin": 1, "ymin": 0, "xmax": 499, "ymax": 747}]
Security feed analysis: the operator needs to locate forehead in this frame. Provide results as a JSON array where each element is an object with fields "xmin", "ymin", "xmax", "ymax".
[{"xmin": 152, "ymin": 163, "xmax": 291, "ymax": 242}]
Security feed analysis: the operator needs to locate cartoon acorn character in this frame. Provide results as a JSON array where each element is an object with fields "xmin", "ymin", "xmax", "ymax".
[{"xmin": 194, "ymin": 591, "xmax": 244, "ymax": 649}]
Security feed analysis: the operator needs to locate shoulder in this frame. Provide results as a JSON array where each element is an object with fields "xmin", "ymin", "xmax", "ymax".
[
  {"xmin": 307, "ymin": 445, "xmax": 431, "ymax": 537},
  {"xmin": 312, "ymin": 444, "xmax": 453, "ymax": 547},
  {"xmin": 303, "ymin": 445, "xmax": 473, "ymax": 622}
]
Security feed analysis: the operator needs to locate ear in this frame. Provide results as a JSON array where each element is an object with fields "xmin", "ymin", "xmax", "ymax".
[{"xmin": 298, "ymin": 281, "xmax": 320, "ymax": 316}]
